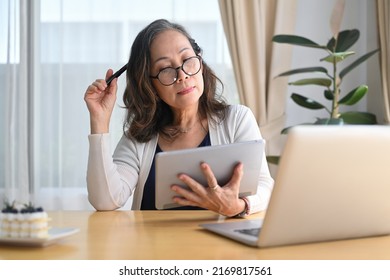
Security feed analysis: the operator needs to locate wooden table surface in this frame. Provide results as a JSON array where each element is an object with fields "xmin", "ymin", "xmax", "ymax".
[{"xmin": 2, "ymin": 210, "xmax": 390, "ymax": 260}]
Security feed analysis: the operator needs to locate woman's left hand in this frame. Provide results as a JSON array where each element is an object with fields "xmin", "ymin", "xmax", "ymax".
[{"xmin": 171, "ymin": 162, "xmax": 246, "ymax": 217}]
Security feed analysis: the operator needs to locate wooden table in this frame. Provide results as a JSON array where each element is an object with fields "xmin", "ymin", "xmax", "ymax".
[{"xmin": 2, "ymin": 210, "xmax": 390, "ymax": 260}]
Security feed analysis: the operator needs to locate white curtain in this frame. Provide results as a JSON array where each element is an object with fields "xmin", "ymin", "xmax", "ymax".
[
  {"xmin": 0, "ymin": 0, "xmax": 238, "ymax": 210},
  {"xmin": 1, "ymin": 0, "xmax": 30, "ymax": 206},
  {"xmin": 377, "ymin": 0, "xmax": 390, "ymax": 123},
  {"xmin": 218, "ymin": 0, "xmax": 297, "ymax": 174}
]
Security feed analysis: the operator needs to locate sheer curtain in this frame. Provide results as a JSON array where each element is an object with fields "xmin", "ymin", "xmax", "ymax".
[
  {"xmin": 1, "ymin": 0, "xmax": 30, "ymax": 206},
  {"xmin": 377, "ymin": 0, "xmax": 390, "ymax": 123},
  {"xmin": 218, "ymin": 0, "xmax": 297, "ymax": 170},
  {"xmin": 0, "ymin": 0, "xmax": 238, "ymax": 210}
]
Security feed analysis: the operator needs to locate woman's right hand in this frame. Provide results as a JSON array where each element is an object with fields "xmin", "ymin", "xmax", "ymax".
[{"xmin": 84, "ymin": 69, "xmax": 118, "ymax": 134}]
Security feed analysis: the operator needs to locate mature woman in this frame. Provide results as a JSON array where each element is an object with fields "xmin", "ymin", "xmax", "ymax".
[{"xmin": 84, "ymin": 19, "xmax": 274, "ymax": 217}]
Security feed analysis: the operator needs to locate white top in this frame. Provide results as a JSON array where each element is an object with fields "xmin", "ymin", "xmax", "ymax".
[{"xmin": 87, "ymin": 104, "xmax": 274, "ymax": 214}]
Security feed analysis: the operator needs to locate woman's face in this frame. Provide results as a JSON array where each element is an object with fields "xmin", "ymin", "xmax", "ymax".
[{"xmin": 150, "ymin": 30, "xmax": 204, "ymax": 111}]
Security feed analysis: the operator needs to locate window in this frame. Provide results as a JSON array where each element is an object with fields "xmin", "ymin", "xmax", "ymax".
[{"xmin": 0, "ymin": 0, "xmax": 238, "ymax": 210}]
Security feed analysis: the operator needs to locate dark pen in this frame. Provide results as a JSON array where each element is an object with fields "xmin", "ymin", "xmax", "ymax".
[{"xmin": 105, "ymin": 64, "xmax": 128, "ymax": 85}]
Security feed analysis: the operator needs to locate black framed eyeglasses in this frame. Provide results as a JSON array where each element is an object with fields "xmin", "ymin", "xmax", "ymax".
[{"xmin": 150, "ymin": 56, "xmax": 202, "ymax": 86}]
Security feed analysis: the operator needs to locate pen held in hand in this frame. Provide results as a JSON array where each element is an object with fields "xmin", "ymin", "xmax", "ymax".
[{"xmin": 106, "ymin": 64, "xmax": 128, "ymax": 85}]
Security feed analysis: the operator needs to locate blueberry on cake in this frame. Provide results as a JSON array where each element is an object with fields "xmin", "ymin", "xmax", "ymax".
[{"xmin": 0, "ymin": 202, "xmax": 49, "ymax": 238}]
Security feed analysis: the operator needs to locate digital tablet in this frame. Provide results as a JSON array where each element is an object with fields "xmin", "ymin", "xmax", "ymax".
[{"xmin": 155, "ymin": 139, "xmax": 264, "ymax": 209}]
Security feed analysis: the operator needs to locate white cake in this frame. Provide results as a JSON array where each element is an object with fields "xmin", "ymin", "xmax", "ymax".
[{"xmin": 0, "ymin": 203, "xmax": 49, "ymax": 238}]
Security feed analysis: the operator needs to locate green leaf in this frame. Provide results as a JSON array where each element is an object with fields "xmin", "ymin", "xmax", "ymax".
[
  {"xmin": 281, "ymin": 127, "xmax": 291, "ymax": 134},
  {"xmin": 272, "ymin": 35, "xmax": 326, "ymax": 49},
  {"xmin": 266, "ymin": 156, "xmax": 280, "ymax": 165},
  {"xmin": 289, "ymin": 78, "xmax": 332, "ymax": 87},
  {"xmin": 281, "ymin": 123, "xmax": 314, "ymax": 134},
  {"xmin": 320, "ymin": 51, "xmax": 355, "ymax": 63},
  {"xmin": 314, "ymin": 118, "xmax": 344, "ymax": 125},
  {"xmin": 339, "ymin": 49, "xmax": 380, "ymax": 79},
  {"xmin": 340, "ymin": 111, "xmax": 377, "ymax": 124},
  {"xmin": 291, "ymin": 93, "xmax": 326, "ymax": 110},
  {"xmin": 336, "ymin": 29, "xmax": 360, "ymax": 52},
  {"xmin": 339, "ymin": 85, "xmax": 368, "ymax": 105},
  {"xmin": 326, "ymin": 29, "xmax": 360, "ymax": 52},
  {"xmin": 276, "ymin": 67, "xmax": 328, "ymax": 77},
  {"xmin": 324, "ymin": 89, "xmax": 334, "ymax": 100}
]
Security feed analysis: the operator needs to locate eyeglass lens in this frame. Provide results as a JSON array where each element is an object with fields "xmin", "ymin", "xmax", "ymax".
[{"xmin": 158, "ymin": 56, "xmax": 201, "ymax": 86}]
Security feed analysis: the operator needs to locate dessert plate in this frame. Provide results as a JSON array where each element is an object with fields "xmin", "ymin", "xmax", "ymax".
[{"xmin": 0, "ymin": 227, "xmax": 79, "ymax": 247}]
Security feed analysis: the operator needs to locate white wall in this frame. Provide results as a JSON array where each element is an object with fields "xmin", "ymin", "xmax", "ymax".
[{"xmin": 285, "ymin": 0, "xmax": 382, "ymax": 128}]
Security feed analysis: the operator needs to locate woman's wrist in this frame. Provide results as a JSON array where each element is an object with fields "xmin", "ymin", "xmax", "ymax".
[
  {"xmin": 90, "ymin": 118, "xmax": 110, "ymax": 134},
  {"xmin": 235, "ymin": 197, "xmax": 250, "ymax": 218},
  {"xmin": 226, "ymin": 197, "xmax": 249, "ymax": 218}
]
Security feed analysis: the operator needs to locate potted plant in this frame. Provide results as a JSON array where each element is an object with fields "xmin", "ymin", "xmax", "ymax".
[
  {"xmin": 267, "ymin": 1, "xmax": 379, "ymax": 165},
  {"xmin": 272, "ymin": 30, "xmax": 379, "ymax": 129}
]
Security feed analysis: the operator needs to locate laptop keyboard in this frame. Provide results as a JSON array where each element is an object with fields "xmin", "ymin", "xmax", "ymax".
[{"xmin": 234, "ymin": 227, "xmax": 261, "ymax": 237}]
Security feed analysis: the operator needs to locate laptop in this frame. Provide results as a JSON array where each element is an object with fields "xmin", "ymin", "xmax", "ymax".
[
  {"xmin": 200, "ymin": 125, "xmax": 390, "ymax": 247},
  {"xmin": 155, "ymin": 139, "xmax": 264, "ymax": 210}
]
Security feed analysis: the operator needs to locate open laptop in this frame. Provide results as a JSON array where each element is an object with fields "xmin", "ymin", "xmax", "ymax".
[
  {"xmin": 200, "ymin": 125, "xmax": 390, "ymax": 247},
  {"xmin": 155, "ymin": 139, "xmax": 264, "ymax": 210}
]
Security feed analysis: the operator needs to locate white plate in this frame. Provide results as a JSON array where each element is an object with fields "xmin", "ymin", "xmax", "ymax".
[{"xmin": 0, "ymin": 227, "xmax": 79, "ymax": 247}]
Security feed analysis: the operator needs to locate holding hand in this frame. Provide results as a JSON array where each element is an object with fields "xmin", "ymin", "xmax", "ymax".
[
  {"xmin": 84, "ymin": 69, "xmax": 118, "ymax": 134},
  {"xmin": 171, "ymin": 162, "xmax": 246, "ymax": 217}
]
